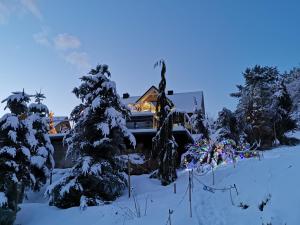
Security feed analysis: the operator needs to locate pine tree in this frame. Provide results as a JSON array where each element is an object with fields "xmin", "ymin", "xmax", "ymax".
[
  {"xmin": 47, "ymin": 64, "xmax": 136, "ymax": 209},
  {"xmin": 0, "ymin": 91, "xmax": 33, "ymax": 225},
  {"xmin": 232, "ymin": 66, "xmax": 280, "ymax": 147},
  {"xmin": 215, "ymin": 108, "xmax": 239, "ymax": 143},
  {"xmin": 191, "ymin": 97, "xmax": 209, "ymax": 140},
  {"xmin": 283, "ymin": 68, "xmax": 300, "ymax": 127},
  {"xmin": 232, "ymin": 65, "xmax": 298, "ymax": 147},
  {"xmin": 152, "ymin": 60, "xmax": 178, "ymax": 186},
  {"xmin": 273, "ymin": 80, "xmax": 297, "ymax": 144},
  {"xmin": 27, "ymin": 92, "xmax": 54, "ymax": 191}
]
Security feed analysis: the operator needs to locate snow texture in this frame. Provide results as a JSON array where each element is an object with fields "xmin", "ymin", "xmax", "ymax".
[
  {"xmin": 0, "ymin": 192, "xmax": 7, "ymax": 207},
  {"xmin": 0, "ymin": 146, "xmax": 17, "ymax": 157},
  {"xmin": 118, "ymin": 153, "xmax": 145, "ymax": 165},
  {"xmin": 16, "ymin": 131, "xmax": 300, "ymax": 225},
  {"xmin": 29, "ymin": 103, "xmax": 49, "ymax": 113},
  {"xmin": 0, "ymin": 114, "xmax": 19, "ymax": 130}
]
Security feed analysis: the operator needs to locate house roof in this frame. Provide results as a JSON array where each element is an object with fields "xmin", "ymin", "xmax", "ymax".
[
  {"xmin": 53, "ymin": 116, "xmax": 69, "ymax": 127},
  {"xmin": 122, "ymin": 87, "xmax": 204, "ymax": 113},
  {"xmin": 135, "ymin": 85, "xmax": 158, "ymax": 104},
  {"xmin": 167, "ymin": 91, "xmax": 204, "ymax": 112}
]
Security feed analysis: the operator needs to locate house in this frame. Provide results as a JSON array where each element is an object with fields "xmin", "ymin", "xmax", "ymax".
[
  {"xmin": 122, "ymin": 86, "xmax": 204, "ymax": 163},
  {"xmin": 123, "ymin": 86, "xmax": 205, "ymax": 129},
  {"xmin": 49, "ymin": 116, "xmax": 73, "ymax": 168},
  {"xmin": 49, "ymin": 86, "xmax": 205, "ymax": 169}
]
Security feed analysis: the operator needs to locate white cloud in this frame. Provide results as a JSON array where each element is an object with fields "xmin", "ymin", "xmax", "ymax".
[
  {"xmin": 0, "ymin": 0, "xmax": 42, "ymax": 24},
  {"xmin": 33, "ymin": 30, "xmax": 91, "ymax": 70},
  {"xmin": 33, "ymin": 29, "xmax": 50, "ymax": 46},
  {"xmin": 20, "ymin": 0, "xmax": 42, "ymax": 20},
  {"xmin": 64, "ymin": 51, "xmax": 91, "ymax": 69},
  {"xmin": 0, "ymin": 2, "xmax": 11, "ymax": 24},
  {"xmin": 54, "ymin": 33, "xmax": 81, "ymax": 50}
]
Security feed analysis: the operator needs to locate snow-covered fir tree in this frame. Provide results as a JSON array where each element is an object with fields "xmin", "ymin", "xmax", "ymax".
[
  {"xmin": 190, "ymin": 97, "xmax": 209, "ymax": 140},
  {"xmin": 232, "ymin": 66, "xmax": 279, "ymax": 147},
  {"xmin": 215, "ymin": 108, "xmax": 239, "ymax": 143},
  {"xmin": 27, "ymin": 92, "xmax": 54, "ymax": 191},
  {"xmin": 283, "ymin": 67, "xmax": 300, "ymax": 127},
  {"xmin": 272, "ymin": 80, "xmax": 297, "ymax": 144},
  {"xmin": 47, "ymin": 64, "xmax": 136, "ymax": 209},
  {"xmin": 152, "ymin": 60, "xmax": 178, "ymax": 186},
  {"xmin": 0, "ymin": 91, "xmax": 33, "ymax": 225}
]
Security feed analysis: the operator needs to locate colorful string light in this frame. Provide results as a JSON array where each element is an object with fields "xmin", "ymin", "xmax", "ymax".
[{"xmin": 182, "ymin": 138, "xmax": 258, "ymax": 170}]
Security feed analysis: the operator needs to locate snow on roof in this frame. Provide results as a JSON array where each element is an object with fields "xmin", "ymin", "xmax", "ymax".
[
  {"xmin": 129, "ymin": 125, "xmax": 188, "ymax": 134},
  {"xmin": 168, "ymin": 91, "xmax": 203, "ymax": 113},
  {"xmin": 122, "ymin": 90, "xmax": 204, "ymax": 113},
  {"xmin": 121, "ymin": 96, "xmax": 140, "ymax": 106},
  {"xmin": 131, "ymin": 112, "xmax": 154, "ymax": 117},
  {"xmin": 53, "ymin": 116, "xmax": 69, "ymax": 127}
]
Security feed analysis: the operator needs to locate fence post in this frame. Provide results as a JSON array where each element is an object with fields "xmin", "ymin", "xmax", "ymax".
[
  {"xmin": 191, "ymin": 169, "xmax": 194, "ymax": 191},
  {"xmin": 212, "ymin": 166, "xmax": 215, "ymax": 186},
  {"xmin": 128, "ymin": 154, "xmax": 131, "ymax": 198},
  {"xmin": 168, "ymin": 209, "xmax": 173, "ymax": 225},
  {"xmin": 50, "ymin": 169, "xmax": 53, "ymax": 185},
  {"xmin": 174, "ymin": 182, "xmax": 176, "ymax": 194},
  {"xmin": 189, "ymin": 170, "xmax": 192, "ymax": 218}
]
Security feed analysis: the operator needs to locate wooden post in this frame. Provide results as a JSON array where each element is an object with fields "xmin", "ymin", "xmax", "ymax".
[
  {"xmin": 273, "ymin": 122, "xmax": 277, "ymax": 146},
  {"xmin": 50, "ymin": 169, "xmax": 53, "ymax": 185},
  {"xmin": 168, "ymin": 209, "xmax": 173, "ymax": 225},
  {"xmin": 128, "ymin": 155, "xmax": 131, "ymax": 198},
  {"xmin": 191, "ymin": 169, "xmax": 194, "ymax": 192},
  {"xmin": 173, "ymin": 183, "xmax": 176, "ymax": 194},
  {"xmin": 212, "ymin": 166, "xmax": 215, "ymax": 186},
  {"xmin": 229, "ymin": 189, "xmax": 234, "ymax": 206},
  {"xmin": 188, "ymin": 171, "xmax": 192, "ymax": 218}
]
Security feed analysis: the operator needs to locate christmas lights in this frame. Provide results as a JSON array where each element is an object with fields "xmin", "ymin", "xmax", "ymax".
[{"xmin": 182, "ymin": 138, "xmax": 258, "ymax": 170}]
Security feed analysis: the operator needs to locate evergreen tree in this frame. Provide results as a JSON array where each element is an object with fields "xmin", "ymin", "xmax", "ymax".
[
  {"xmin": 232, "ymin": 65, "xmax": 297, "ymax": 147},
  {"xmin": 215, "ymin": 108, "xmax": 239, "ymax": 143},
  {"xmin": 27, "ymin": 92, "xmax": 54, "ymax": 191},
  {"xmin": 190, "ymin": 97, "xmax": 209, "ymax": 139},
  {"xmin": 283, "ymin": 68, "xmax": 300, "ymax": 127},
  {"xmin": 232, "ymin": 66, "xmax": 280, "ymax": 147},
  {"xmin": 273, "ymin": 80, "xmax": 297, "ymax": 144},
  {"xmin": 152, "ymin": 60, "xmax": 178, "ymax": 186},
  {"xmin": 0, "ymin": 91, "xmax": 33, "ymax": 225},
  {"xmin": 47, "ymin": 64, "xmax": 136, "ymax": 209}
]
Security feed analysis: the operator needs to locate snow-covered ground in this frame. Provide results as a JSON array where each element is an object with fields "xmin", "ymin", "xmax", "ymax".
[{"xmin": 16, "ymin": 132, "xmax": 300, "ymax": 225}]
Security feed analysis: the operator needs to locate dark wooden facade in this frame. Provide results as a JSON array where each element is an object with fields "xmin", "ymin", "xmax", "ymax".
[
  {"xmin": 50, "ymin": 86, "xmax": 203, "ymax": 169},
  {"xmin": 50, "ymin": 128, "xmax": 193, "ymax": 169},
  {"xmin": 50, "ymin": 135, "xmax": 73, "ymax": 168}
]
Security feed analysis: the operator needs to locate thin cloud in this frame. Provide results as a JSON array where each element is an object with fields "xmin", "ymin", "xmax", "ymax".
[
  {"xmin": 33, "ymin": 29, "xmax": 50, "ymax": 46},
  {"xmin": 20, "ymin": 0, "xmax": 42, "ymax": 20},
  {"xmin": 0, "ymin": 0, "xmax": 42, "ymax": 24},
  {"xmin": 33, "ymin": 30, "xmax": 91, "ymax": 70},
  {"xmin": 64, "ymin": 51, "xmax": 91, "ymax": 69},
  {"xmin": 54, "ymin": 33, "xmax": 81, "ymax": 50},
  {"xmin": 0, "ymin": 2, "xmax": 11, "ymax": 24}
]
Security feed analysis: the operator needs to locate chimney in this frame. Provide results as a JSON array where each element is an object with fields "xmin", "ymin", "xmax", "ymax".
[
  {"xmin": 167, "ymin": 90, "xmax": 174, "ymax": 95},
  {"xmin": 123, "ymin": 93, "xmax": 130, "ymax": 99}
]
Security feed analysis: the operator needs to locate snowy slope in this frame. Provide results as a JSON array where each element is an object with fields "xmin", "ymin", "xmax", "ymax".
[{"xmin": 16, "ymin": 135, "xmax": 300, "ymax": 225}]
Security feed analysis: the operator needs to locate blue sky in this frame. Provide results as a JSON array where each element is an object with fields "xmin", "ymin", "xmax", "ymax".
[{"xmin": 0, "ymin": 0, "xmax": 300, "ymax": 118}]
